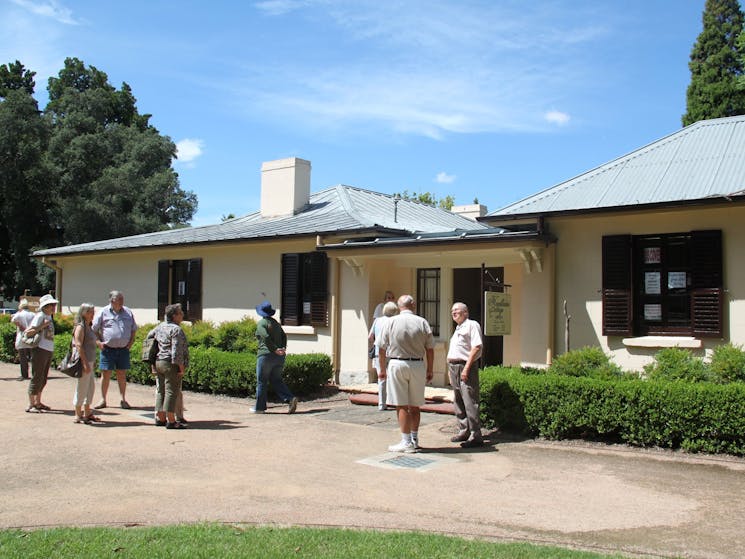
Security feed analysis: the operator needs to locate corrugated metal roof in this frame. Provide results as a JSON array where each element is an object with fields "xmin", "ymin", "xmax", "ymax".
[
  {"xmin": 34, "ymin": 184, "xmax": 488, "ymax": 256},
  {"xmin": 488, "ymin": 115, "xmax": 745, "ymax": 218}
]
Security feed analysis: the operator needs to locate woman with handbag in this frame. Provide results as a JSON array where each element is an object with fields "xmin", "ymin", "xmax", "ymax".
[
  {"xmin": 147, "ymin": 303, "xmax": 189, "ymax": 429},
  {"xmin": 25, "ymin": 294, "xmax": 58, "ymax": 413},
  {"xmin": 72, "ymin": 303, "xmax": 99, "ymax": 424}
]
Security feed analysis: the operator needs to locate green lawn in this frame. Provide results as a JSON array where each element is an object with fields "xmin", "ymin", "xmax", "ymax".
[{"xmin": 0, "ymin": 524, "xmax": 625, "ymax": 558}]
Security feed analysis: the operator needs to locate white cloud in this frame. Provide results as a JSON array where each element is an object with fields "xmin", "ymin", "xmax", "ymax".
[
  {"xmin": 435, "ymin": 172, "xmax": 456, "ymax": 184},
  {"xmin": 230, "ymin": 1, "xmax": 607, "ymax": 138},
  {"xmin": 544, "ymin": 110, "xmax": 571, "ymax": 126},
  {"xmin": 175, "ymin": 139, "xmax": 205, "ymax": 165},
  {"xmin": 254, "ymin": 0, "xmax": 311, "ymax": 16},
  {"xmin": 10, "ymin": 0, "xmax": 81, "ymax": 25}
]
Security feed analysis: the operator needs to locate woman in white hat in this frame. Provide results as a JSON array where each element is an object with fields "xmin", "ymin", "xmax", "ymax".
[{"xmin": 25, "ymin": 294, "xmax": 58, "ymax": 413}]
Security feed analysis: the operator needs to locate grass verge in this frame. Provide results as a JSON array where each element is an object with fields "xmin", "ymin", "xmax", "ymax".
[{"xmin": 0, "ymin": 524, "xmax": 626, "ymax": 558}]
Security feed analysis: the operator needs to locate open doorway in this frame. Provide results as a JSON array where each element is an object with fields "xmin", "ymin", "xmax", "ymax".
[{"xmin": 452, "ymin": 267, "xmax": 503, "ymax": 367}]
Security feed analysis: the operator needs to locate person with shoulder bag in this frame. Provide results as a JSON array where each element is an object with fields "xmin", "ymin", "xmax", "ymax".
[
  {"xmin": 147, "ymin": 303, "xmax": 189, "ymax": 429},
  {"xmin": 25, "ymin": 294, "xmax": 58, "ymax": 413},
  {"xmin": 11, "ymin": 299, "xmax": 35, "ymax": 381},
  {"xmin": 72, "ymin": 303, "xmax": 100, "ymax": 424}
]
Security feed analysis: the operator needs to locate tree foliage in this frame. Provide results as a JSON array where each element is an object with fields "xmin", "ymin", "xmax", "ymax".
[
  {"xmin": 683, "ymin": 0, "xmax": 745, "ymax": 126},
  {"xmin": 0, "ymin": 62, "xmax": 55, "ymax": 300},
  {"xmin": 393, "ymin": 190, "xmax": 455, "ymax": 210},
  {"xmin": 0, "ymin": 57, "xmax": 197, "ymax": 298}
]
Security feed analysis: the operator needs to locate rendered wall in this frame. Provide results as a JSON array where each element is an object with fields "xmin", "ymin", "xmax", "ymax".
[
  {"xmin": 49, "ymin": 238, "xmax": 333, "ymax": 357},
  {"xmin": 550, "ymin": 204, "xmax": 745, "ymax": 370}
]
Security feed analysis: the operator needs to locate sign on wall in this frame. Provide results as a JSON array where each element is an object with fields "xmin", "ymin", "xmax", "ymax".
[{"xmin": 484, "ymin": 291, "xmax": 511, "ymax": 336}]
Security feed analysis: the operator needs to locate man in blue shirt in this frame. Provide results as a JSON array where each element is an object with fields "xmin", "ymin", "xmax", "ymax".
[{"xmin": 92, "ymin": 290, "xmax": 138, "ymax": 409}]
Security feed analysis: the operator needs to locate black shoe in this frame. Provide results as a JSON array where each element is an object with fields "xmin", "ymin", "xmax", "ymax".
[
  {"xmin": 166, "ymin": 421, "xmax": 186, "ymax": 429},
  {"xmin": 155, "ymin": 420, "xmax": 167, "ymax": 427},
  {"xmin": 460, "ymin": 439, "xmax": 484, "ymax": 449}
]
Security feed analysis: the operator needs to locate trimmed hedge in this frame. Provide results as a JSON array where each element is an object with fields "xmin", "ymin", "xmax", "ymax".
[
  {"xmin": 481, "ymin": 366, "xmax": 745, "ymax": 455},
  {"xmin": 127, "ymin": 336, "xmax": 332, "ymax": 398}
]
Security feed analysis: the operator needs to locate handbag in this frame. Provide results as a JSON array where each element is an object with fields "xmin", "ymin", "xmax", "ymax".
[
  {"xmin": 141, "ymin": 335, "xmax": 159, "ymax": 364},
  {"xmin": 21, "ymin": 327, "xmax": 42, "ymax": 348},
  {"xmin": 59, "ymin": 340, "xmax": 83, "ymax": 378}
]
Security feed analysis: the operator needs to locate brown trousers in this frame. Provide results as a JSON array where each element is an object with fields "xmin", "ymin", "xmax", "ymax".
[{"xmin": 29, "ymin": 348, "xmax": 52, "ymax": 396}]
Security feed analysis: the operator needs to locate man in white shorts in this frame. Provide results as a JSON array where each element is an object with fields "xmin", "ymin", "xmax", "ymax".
[{"xmin": 378, "ymin": 294, "xmax": 434, "ymax": 453}]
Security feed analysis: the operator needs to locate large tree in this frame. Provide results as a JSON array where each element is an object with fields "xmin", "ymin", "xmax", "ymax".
[
  {"xmin": 45, "ymin": 57, "xmax": 197, "ymax": 245},
  {"xmin": 683, "ymin": 0, "xmax": 745, "ymax": 126},
  {"xmin": 0, "ymin": 57, "xmax": 198, "ymax": 297},
  {"xmin": 0, "ymin": 61, "xmax": 54, "ymax": 299}
]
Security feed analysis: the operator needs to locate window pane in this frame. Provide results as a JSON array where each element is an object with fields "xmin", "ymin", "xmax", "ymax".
[{"xmin": 417, "ymin": 268, "xmax": 440, "ymax": 336}]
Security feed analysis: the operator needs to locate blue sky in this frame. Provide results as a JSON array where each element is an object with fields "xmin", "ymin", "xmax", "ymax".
[{"xmin": 1, "ymin": 0, "xmax": 713, "ymax": 226}]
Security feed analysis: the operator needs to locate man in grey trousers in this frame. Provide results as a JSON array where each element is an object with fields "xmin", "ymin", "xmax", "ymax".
[{"xmin": 447, "ymin": 302, "xmax": 484, "ymax": 448}]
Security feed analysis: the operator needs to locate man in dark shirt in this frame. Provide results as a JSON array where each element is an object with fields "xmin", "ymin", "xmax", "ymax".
[{"xmin": 251, "ymin": 301, "xmax": 298, "ymax": 414}]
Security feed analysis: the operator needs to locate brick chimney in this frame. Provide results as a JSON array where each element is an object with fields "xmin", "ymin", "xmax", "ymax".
[{"xmin": 260, "ymin": 157, "xmax": 311, "ymax": 217}]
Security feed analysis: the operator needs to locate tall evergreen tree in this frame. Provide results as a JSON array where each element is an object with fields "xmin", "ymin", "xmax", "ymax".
[
  {"xmin": 0, "ymin": 57, "xmax": 199, "ymax": 297},
  {"xmin": 44, "ymin": 57, "xmax": 197, "ymax": 245},
  {"xmin": 0, "ymin": 62, "xmax": 54, "ymax": 298},
  {"xmin": 683, "ymin": 0, "xmax": 745, "ymax": 126}
]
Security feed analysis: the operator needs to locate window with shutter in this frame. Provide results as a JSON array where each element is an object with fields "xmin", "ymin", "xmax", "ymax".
[
  {"xmin": 601, "ymin": 230, "xmax": 722, "ymax": 338},
  {"xmin": 156, "ymin": 258, "xmax": 202, "ymax": 322},
  {"xmin": 281, "ymin": 254, "xmax": 301, "ymax": 326},
  {"xmin": 602, "ymin": 235, "xmax": 632, "ymax": 336},
  {"xmin": 281, "ymin": 252, "xmax": 328, "ymax": 327},
  {"xmin": 308, "ymin": 252, "xmax": 328, "ymax": 326},
  {"xmin": 157, "ymin": 260, "xmax": 169, "ymax": 322},
  {"xmin": 690, "ymin": 230, "xmax": 723, "ymax": 337}
]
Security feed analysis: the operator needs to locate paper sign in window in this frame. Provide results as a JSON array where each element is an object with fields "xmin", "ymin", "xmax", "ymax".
[
  {"xmin": 644, "ymin": 304, "xmax": 662, "ymax": 321},
  {"xmin": 644, "ymin": 247, "xmax": 661, "ymax": 264},
  {"xmin": 668, "ymin": 271, "xmax": 687, "ymax": 289},
  {"xmin": 645, "ymin": 272, "xmax": 661, "ymax": 295}
]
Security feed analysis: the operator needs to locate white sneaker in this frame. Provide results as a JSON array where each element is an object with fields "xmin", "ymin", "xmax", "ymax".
[
  {"xmin": 249, "ymin": 408, "xmax": 265, "ymax": 414},
  {"xmin": 411, "ymin": 436, "xmax": 420, "ymax": 449},
  {"xmin": 388, "ymin": 440, "xmax": 416, "ymax": 453}
]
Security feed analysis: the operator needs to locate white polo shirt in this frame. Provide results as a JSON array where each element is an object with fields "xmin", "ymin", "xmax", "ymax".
[{"xmin": 447, "ymin": 318, "xmax": 483, "ymax": 361}]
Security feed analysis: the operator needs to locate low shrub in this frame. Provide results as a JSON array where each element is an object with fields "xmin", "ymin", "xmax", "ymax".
[
  {"xmin": 53, "ymin": 314, "xmax": 75, "ymax": 335},
  {"xmin": 480, "ymin": 367, "xmax": 745, "ymax": 455},
  {"xmin": 643, "ymin": 347, "xmax": 710, "ymax": 383},
  {"xmin": 214, "ymin": 318, "xmax": 258, "ymax": 353},
  {"xmin": 126, "ymin": 340, "xmax": 330, "ymax": 398},
  {"xmin": 708, "ymin": 343, "xmax": 745, "ymax": 383},
  {"xmin": 182, "ymin": 320, "xmax": 217, "ymax": 348},
  {"xmin": 52, "ymin": 333, "xmax": 72, "ymax": 367},
  {"xmin": 0, "ymin": 320, "xmax": 17, "ymax": 362},
  {"xmin": 548, "ymin": 346, "xmax": 625, "ymax": 379}
]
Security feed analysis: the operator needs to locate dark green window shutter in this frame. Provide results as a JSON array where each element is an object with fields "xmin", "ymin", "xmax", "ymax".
[
  {"xmin": 690, "ymin": 230, "xmax": 723, "ymax": 338},
  {"xmin": 186, "ymin": 258, "xmax": 202, "ymax": 321},
  {"xmin": 602, "ymin": 235, "xmax": 633, "ymax": 336},
  {"xmin": 281, "ymin": 253, "xmax": 301, "ymax": 326},
  {"xmin": 157, "ymin": 260, "xmax": 170, "ymax": 322},
  {"xmin": 309, "ymin": 252, "xmax": 328, "ymax": 327}
]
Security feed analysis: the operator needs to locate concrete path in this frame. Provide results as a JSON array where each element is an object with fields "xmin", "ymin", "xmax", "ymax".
[{"xmin": 2, "ymin": 362, "xmax": 745, "ymax": 558}]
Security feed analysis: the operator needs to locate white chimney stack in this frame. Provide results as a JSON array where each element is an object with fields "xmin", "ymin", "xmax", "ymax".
[
  {"xmin": 260, "ymin": 157, "xmax": 311, "ymax": 217},
  {"xmin": 451, "ymin": 203, "xmax": 487, "ymax": 220}
]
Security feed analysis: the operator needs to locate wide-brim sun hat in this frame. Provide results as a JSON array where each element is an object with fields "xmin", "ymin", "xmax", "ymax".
[
  {"xmin": 256, "ymin": 300, "xmax": 276, "ymax": 317},
  {"xmin": 38, "ymin": 294, "xmax": 59, "ymax": 308}
]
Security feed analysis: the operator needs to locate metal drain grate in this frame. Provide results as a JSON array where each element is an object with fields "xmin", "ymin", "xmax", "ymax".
[
  {"xmin": 381, "ymin": 455, "xmax": 436, "ymax": 469},
  {"xmin": 357, "ymin": 452, "xmax": 459, "ymax": 472}
]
